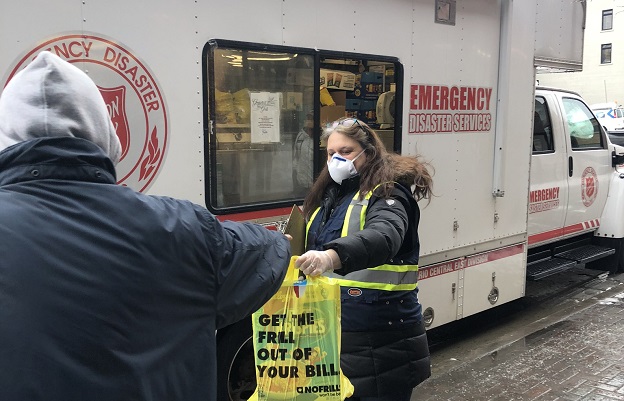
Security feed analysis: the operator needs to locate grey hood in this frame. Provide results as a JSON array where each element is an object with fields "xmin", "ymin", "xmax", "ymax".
[{"xmin": 0, "ymin": 51, "xmax": 121, "ymax": 164}]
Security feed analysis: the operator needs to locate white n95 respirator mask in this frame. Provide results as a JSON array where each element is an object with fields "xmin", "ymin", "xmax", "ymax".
[{"xmin": 327, "ymin": 150, "xmax": 365, "ymax": 184}]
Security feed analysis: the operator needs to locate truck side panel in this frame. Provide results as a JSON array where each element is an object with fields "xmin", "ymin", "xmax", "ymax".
[
  {"xmin": 413, "ymin": 1, "xmax": 536, "ymax": 266},
  {"xmin": 84, "ymin": 1, "xmax": 205, "ymax": 202},
  {"xmin": 534, "ymin": 0, "xmax": 585, "ymax": 71},
  {"xmin": 408, "ymin": 2, "xmax": 502, "ymax": 259},
  {"xmin": 1, "ymin": 0, "xmax": 589, "ymax": 330}
]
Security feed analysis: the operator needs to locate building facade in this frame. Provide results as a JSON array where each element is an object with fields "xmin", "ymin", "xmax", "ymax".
[{"xmin": 537, "ymin": 0, "xmax": 624, "ymax": 106}]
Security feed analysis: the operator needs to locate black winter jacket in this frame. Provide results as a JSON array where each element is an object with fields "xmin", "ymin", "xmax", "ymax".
[
  {"xmin": 317, "ymin": 177, "xmax": 419, "ymax": 273},
  {"xmin": 0, "ymin": 138, "xmax": 290, "ymax": 401},
  {"xmin": 306, "ymin": 176, "xmax": 430, "ymax": 397}
]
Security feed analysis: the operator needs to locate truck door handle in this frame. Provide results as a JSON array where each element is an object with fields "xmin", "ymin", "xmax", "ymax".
[{"xmin": 568, "ymin": 156, "xmax": 573, "ymax": 177}]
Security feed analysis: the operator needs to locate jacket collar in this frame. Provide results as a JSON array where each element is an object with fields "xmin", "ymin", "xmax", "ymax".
[
  {"xmin": 335, "ymin": 174, "xmax": 360, "ymax": 196},
  {"xmin": 0, "ymin": 137, "xmax": 117, "ymax": 186}
]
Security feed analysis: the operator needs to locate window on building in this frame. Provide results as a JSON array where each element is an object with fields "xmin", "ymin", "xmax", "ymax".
[
  {"xmin": 602, "ymin": 9, "xmax": 613, "ymax": 30},
  {"xmin": 601, "ymin": 44, "xmax": 612, "ymax": 64}
]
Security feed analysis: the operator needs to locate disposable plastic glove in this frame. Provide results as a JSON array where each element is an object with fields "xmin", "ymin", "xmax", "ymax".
[{"xmin": 295, "ymin": 249, "xmax": 340, "ymax": 277}]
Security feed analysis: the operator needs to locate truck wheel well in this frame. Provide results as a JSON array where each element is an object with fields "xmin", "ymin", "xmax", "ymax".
[{"xmin": 216, "ymin": 317, "xmax": 255, "ymax": 401}]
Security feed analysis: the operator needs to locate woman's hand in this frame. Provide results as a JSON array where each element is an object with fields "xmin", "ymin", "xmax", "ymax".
[{"xmin": 295, "ymin": 249, "xmax": 341, "ymax": 276}]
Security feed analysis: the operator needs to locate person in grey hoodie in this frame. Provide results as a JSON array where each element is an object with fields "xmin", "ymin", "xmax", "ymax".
[{"xmin": 0, "ymin": 51, "xmax": 290, "ymax": 401}]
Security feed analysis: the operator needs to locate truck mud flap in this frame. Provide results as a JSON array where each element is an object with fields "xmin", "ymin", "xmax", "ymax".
[{"xmin": 527, "ymin": 245, "xmax": 615, "ymax": 281}]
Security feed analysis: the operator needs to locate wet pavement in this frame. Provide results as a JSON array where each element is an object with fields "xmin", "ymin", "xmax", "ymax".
[{"xmin": 414, "ymin": 268, "xmax": 624, "ymax": 401}]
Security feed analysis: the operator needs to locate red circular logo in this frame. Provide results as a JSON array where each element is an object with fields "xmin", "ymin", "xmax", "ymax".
[
  {"xmin": 581, "ymin": 166, "xmax": 598, "ymax": 207},
  {"xmin": 3, "ymin": 34, "xmax": 168, "ymax": 193}
]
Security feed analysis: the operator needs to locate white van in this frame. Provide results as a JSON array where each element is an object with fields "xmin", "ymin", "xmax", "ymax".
[{"xmin": 590, "ymin": 103, "xmax": 624, "ymax": 143}]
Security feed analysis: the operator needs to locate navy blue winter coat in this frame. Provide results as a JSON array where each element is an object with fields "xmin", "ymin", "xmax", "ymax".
[
  {"xmin": 0, "ymin": 137, "xmax": 290, "ymax": 401},
  {"xmin": 305, "ymin": 176, "xmax": 431, "ymax": 397}
]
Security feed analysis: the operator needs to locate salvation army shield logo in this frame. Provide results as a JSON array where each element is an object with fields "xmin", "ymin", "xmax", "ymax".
[
  {"xmin": 581, "ymin": 167, "xmax": 598, "ymax": 207},
  {"xmin": 585, "ymin": 177, "xmax": 595, "ymax": 198},
  {"xmin": 98, "ymin": 85, "xmax": 131, "ymax": 161},
  {"xmin": 2, "ymin": 34, "xmax": 168, "ymax": 193}
]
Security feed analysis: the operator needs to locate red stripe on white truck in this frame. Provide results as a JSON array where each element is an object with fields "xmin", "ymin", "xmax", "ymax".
[
  {"xmin": 528, "ymin": 219, "xmax": 600, "ymax": 245},
  {"xmin": 418, "ymin": 244, "xmax": 524, "ymax": 281},
  {"xmin": 215, "ymin": 207, "xmax": 293, "ymax": 223}
]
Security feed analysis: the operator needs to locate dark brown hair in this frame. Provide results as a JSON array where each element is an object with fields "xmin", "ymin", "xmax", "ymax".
[{"xmin": 302, "ymin": 117, "xmax": 433, "ymax": 219}]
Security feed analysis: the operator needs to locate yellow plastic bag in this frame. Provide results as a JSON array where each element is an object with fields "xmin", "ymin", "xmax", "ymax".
[{"xmin": 249, "ymin": 257, "xmax": 354, "ymax": 401}]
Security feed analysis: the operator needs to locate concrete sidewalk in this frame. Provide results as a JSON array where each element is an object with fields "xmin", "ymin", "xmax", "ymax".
[{"xmin": 414, "ymin": 271, "xmax": 624, "ymax": 401}]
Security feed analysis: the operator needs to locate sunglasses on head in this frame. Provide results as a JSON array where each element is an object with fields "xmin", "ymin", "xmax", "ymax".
[{"xmin": 328, "ymin": 118, "xmax": 365, "ymax": 132}]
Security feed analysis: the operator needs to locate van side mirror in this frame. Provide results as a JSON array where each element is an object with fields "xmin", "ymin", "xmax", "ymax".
[{"xmin": 612, "ymin": 150, "xmax": 624, "ymax": 167}]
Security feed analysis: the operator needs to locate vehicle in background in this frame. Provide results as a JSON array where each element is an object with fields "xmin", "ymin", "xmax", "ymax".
[{"xmin": 590, "ymin": 102, "xmax": 624, "ymax": 144}]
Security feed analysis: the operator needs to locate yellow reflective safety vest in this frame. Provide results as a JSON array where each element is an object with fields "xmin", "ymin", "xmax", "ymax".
[{"xmin": 306, "ymin": 189, "xmax": 419, "ymax": 292}]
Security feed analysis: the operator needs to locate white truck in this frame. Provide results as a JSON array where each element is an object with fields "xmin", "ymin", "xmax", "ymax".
[
  {"xmin": 2, "ymin": 1, "xmax": 622, "ymax": 400},
  {"xmin": 528, "ymin": 88, "xmax": 624, "ymax": 277},
  {"xmin": 590, "ymin": 102, "xmax": 624, "ymax": 144}
]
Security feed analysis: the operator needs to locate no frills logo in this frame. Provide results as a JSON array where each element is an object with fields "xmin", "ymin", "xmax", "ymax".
[{"xmin": 3, "ymin": 34, "xmax": 168, "ymax": 193}]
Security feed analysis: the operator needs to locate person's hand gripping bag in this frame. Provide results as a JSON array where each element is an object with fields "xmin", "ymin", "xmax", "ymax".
[{"xmin": 248, "ymin": 256, "xmax": 353, "ymax": 400}]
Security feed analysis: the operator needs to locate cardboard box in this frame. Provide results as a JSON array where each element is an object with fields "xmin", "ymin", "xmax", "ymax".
[
  {"xmin": 361, "ymin": 71, "xmax": 383, "ymax": 84},
  {"xmin": 345, "ymin": 110, "xmax": 358, "ymax": 119},
  {"xmin": 330, "ymin": 90, "xmax": 346, "ymax": 106},
  {"xmin": 346, "ymin": 99, "xmax": 362, "ymax": 111},
  {"xmin": 320, "ymin": 69, "xmax": 356, "ymax": 91},
  {"xmin": 357, "ymin": 109, "xmax": 377, "ymax": 125},
  {"xmin": 360, "ymin": 99, "xmax": 377, "ymax": 111},
  {"xmin": 216, "ymin": 132, "xmax": 251, "ymax": 144},
  {"xmin": 368, "ymin": 65, "xmax": 386, "ymax": 75},
  {"xmin": 284, "ymin": 204, "xmax": 305, "ymax": 256},
  {"xmin": 320, "ymin": 105, "xmax": 346, "ymax": 126},
  {"xmin": 347, "ymin": 83, "xmax": 384, "ymax": 100}
]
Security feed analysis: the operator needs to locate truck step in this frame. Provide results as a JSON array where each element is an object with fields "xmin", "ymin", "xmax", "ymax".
[
  {"xmin": 527, "ymin": 257, "xmax": 577, "ymax": 281},
  {"xmin": 527, "ymin": 245, "xmax": 615, "ymax": 281},
  {"xmin": 554, "ymin": 245, "xmax": 615, "ymax": 264}
]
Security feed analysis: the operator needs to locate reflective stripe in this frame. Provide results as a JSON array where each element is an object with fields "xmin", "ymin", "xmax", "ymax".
[
  {"xmin": 332, "ymin": 280, "xmax": 417, "ymax": 291},
  {"xmin": 306, "ymin": 183, "xmax": 419, "ymax": 292},
  {"xmin": 368, "ymin": 264, "xmax": 418, "ymax": 272},
  {"xmin": 305, "ymin": 208, "xmax": 320, "ymax": 248},
  {"xmin": 342, "ymin": 196, "xmax": 369, "ymax": 237},
  {"xmin": 326, "ymin": 264, "xmax": 419, "ymax": 291}
]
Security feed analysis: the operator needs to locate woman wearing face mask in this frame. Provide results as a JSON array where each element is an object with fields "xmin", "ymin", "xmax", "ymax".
[{"xmin": 294, "ymin": 117, "xmax": 434, "ymax": 401}]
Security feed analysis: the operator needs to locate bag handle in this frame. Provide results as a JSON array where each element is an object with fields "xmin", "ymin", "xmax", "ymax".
[{"xmin": 284, "ymin": 256, "xmax": 303, "ymax": 282}]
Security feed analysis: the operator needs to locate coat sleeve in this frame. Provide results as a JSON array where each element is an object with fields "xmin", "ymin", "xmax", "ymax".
[
  {"xmin": 195, "ymin": 209, "xmax": 291, "ymax": 329},
  {"xmin": 323, "ymin": 188, "xmax": 410, "ymax": 274}
]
